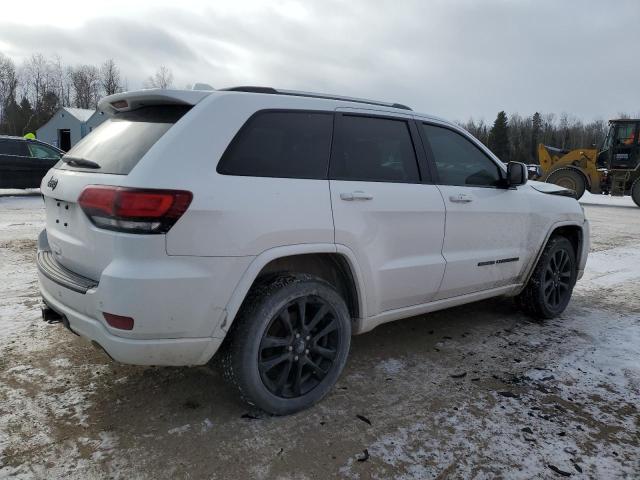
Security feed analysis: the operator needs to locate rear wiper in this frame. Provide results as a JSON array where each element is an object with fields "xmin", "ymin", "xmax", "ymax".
[{"xmin": 62, "ymin": 156, "xmax": 101, "ymax": 169}]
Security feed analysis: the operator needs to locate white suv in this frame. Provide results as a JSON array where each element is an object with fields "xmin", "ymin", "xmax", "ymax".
[{"xmin": 37, "ymin": 87, "xmax": 589, "ymax": 414}]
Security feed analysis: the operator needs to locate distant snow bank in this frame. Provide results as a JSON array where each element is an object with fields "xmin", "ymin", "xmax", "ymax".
[
  {"xmin": 580, "ymin": 192, "xmax": 636, "ymax": 207},
  {"xmin": 0, "ymin": 188, "xmax": 41, "ymax": 197}
]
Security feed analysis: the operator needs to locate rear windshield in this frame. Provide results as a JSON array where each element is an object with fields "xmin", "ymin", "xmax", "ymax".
[{"xmin": 56, "ymin": 105, "xmax": 190, "ymax": 175}]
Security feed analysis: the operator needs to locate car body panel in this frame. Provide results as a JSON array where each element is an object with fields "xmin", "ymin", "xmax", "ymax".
[
  {"xmin": 330, "ymin": 179, "xmax": 446, "ymax": 314},
  {"xmin": 434, "ymin": 184, "xmax": 532, "ymax": 299},
  {"xmin": 36, "ymin": 88, "xmax": 590, "ymax": 366}
]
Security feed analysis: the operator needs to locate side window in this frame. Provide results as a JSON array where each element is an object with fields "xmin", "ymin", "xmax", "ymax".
[
  {"xmin": 28, "ymin": 143, "xmax": 61, "ymax": 159},
  {"xmin": 217, "ymin": 111, "xmax": 333, "ymax": 179},
  {"xmin": 422, "ymin": 124, "xmax": 502, "ymax": 187},
  {"xmin": 0, "ymin": 140, "xmax": 29, "ymax": 157},
  {"xmin": 615, "ymin": 123, "xmax": 636, "ymax": 145},
  {"xmin": 330, "ymin": 115, "xmax": 420, "ymax": 183}
]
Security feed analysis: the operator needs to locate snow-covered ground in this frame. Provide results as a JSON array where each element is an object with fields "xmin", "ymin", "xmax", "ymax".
[
  {"xmin": 0, "ymin": 194, "xmax": 44, "ymax": 344},
  {"xmin": 0, "ymin": 190, "xmax": 638, "ymax": 479},
  {"xmin": 580, "ymin": 192, "xmax": 637, "ymax": 208}
]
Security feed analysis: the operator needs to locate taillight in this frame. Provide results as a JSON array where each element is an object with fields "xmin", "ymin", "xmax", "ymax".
[{"xmin": 78, "ymin": 186, "xmax": 192, "ymax": 234}]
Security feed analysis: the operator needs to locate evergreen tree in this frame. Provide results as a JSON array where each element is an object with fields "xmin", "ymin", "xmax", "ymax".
[
  {"xmin": 488, "ymin": 111, "xmax": 510, "ymax": 162},
  {"xmin": 531, "ymin": 112, "xmax": 542, "ymax": 163},
  {"xmin": 38, "ymin": 90, "xmax": 59, "ymax": 128},
  {"xmin": 18, "ymin": 97, "xmax": 34, "ymax": 135},
  {"xmin": 2, "ymin": 96, "xmax": 21, "ymax": 135}
]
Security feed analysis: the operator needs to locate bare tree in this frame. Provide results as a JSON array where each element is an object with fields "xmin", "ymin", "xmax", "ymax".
[
  {"xmin": 70, "ymin": 64, "xmax": 100, "ymax": 109},
  {"xmin": 50, "ymin": 55, "xmax": 71, "ymax": 107},
  {"xmin": 144, "ymin": 65, "xmax": 174, "ymax": 89},
  {"xmin": 21, "ymin": 54, "xmax": 60, "ymax": 115},
  {"xmin": 0, "ymin": 53, "xmax": 18, "ymax": 126},
  {"xmin": 100, "ymin": 59, "xmax": 123, "ymax": 96},
  {"xmin": 15, "ymin": 54, "xmax": 66, "ymax": 132}
]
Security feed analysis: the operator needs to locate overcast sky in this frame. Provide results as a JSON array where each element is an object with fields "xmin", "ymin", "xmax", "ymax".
[{"xmin": 1, "ymin": 0, "xmax": 638, "ymax": 122}]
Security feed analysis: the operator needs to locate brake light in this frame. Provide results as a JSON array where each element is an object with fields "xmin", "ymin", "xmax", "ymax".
[
  {"xmin": 111, "ymin": 100, "xmax": 128, "ymax": 109},
  {"xmin": 78, "ymin": 186, "xmax": 192, "ymax": 234}
]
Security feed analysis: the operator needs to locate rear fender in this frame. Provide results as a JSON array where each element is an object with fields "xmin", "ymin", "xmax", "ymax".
[{"xmin": 215, "ymin": 243, "xmax": 366, "ymax": 338}]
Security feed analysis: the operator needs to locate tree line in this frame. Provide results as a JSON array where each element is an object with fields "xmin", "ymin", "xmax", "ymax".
[
  {"xmin": 0, "ymin": 52, "xmax": 621, "ymax": 162},
  {"xmin": 460, "ymin": 111, "xmax": 611, "ymax": 164},
  {"xmin": 0, "ymin": 53, "xmax": 174, "ymax": 136}
]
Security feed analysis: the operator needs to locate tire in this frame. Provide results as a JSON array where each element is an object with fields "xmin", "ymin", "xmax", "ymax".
[
  {"xmin": 517, "ymin": 236, "xmax": 577, "ymax": 319},
  {"xmin": 220, "ymin": 274, "xmax": 351, "ymax": 415},
  {"xmin": 632, "ymin": 178, "xmax": 640, "ymax": 207},
  {"xmin": 546, "ymin": 168, "xmax": 586, "ymax": 199}
]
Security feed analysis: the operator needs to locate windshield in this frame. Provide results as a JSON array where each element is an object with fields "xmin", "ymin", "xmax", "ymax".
[{"xmin": 56, "ymin": 105, "xmax": 190, "ymax": 175}]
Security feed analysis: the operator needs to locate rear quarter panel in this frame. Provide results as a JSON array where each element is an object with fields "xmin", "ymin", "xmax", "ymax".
[{"xmin": 146, "ymin": 93, "xmax": 339, "ymax": 257}]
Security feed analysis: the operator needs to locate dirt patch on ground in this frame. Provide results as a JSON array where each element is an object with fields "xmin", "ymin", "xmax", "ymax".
[{"xmin": 0, "ymin": 202, "xmax": 638, "ymax": 479}]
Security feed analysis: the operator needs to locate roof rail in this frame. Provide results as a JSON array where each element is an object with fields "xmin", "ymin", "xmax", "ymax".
[{"xmin": 221, "ymin": 86, "xmax": 412, "ymax": 111}]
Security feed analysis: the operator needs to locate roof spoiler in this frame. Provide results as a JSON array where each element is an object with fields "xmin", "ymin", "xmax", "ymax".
[{"xmin": 98, "ymin": 89, "xmax": 213, "ymax": 115}]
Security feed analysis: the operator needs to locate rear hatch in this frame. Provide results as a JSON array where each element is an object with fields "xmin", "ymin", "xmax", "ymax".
[{"xmin": 41, "ymin": 93, "xmax": 203, "ymax": 280}]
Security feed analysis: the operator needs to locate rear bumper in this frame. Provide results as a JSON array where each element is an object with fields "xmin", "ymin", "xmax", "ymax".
[
  {"xmin": 37, "ymin": 233, "xmax": 98, "ymax": 294},
  {"xmin": 36, "ymin": 229, "xmax": 251, "ymax": 366},
  {"xmin": 40, "ymin": 287, "xmax": 223, "ymax": 365}
]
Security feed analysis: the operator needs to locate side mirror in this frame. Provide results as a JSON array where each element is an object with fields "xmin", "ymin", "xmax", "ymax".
[
  {"xmin": 507, "ymin": 161, "xmax": 528, "ymax": 186},
  {"xmin": 526, "ymin": 164, "xmax": 543, "ymax": 180}
]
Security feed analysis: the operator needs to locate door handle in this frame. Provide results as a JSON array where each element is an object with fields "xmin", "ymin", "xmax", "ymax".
[
  {"xmin": 449, "ymin": 193, "xmax": 473, "ymax": 203},
  {"xmin": 340, "ymin": 191, "xmax": 373, "ymax": 201}
]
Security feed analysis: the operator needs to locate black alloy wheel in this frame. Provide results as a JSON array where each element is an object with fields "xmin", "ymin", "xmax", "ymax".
[
  {"xmin": 258, "ymin": 296, "xmax": 341, "ymax": 398},
  {"xmin": 220, "ymin": 274, "xmax": 351, "ymax": 415},
  {"xmin": 516, "ymin": 235, "xmax": 577, "ymax": 319},
  {"xmin": 543, "ymin": 248, "xmax": 573, "ymax": 310}
]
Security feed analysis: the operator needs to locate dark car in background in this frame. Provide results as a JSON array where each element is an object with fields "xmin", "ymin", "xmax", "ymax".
[{"xmin": 0, "ymin": 136, "xmax": 63, "ymax": 189}]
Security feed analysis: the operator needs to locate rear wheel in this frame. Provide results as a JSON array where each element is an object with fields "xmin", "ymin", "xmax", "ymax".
[
  {"xmin": 517, "ymin": 236, "xmax": 577, "ymax": 319},
  {"xmin": 221, "ymin": 274, "xmax": 351, "ymax": 415},
  {"xmin": 546, "ymin": 168, "xmax": 586, "ymax": 199},
  {"xmin": 632, "ymin": 178, "xmax": 640, "ymax": 207}
]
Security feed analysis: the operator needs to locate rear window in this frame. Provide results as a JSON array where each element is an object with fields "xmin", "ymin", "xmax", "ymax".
[
  {"xmin": 56, "ymin": 105, "xmax": 190, "ymax": 175},
  {"xmin": 217, "ymin": 111, "xmax": 333, "ymax": 179}
]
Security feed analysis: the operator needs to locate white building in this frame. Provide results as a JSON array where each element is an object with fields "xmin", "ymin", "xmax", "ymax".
[
  {"xmin": 36, "ymin": 107, "xmax": 107, "ymax": 151},
  {"xmin": 86, "ymin": 110, "xmax": 107, "ymax": 134}
]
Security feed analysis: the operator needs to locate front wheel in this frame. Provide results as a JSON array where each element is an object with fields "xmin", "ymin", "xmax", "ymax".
[
  {"xmin": 546, "ymin": 168, "xmax": 586, "ymax": 199},
  {"xmin": 632, "ymin": 178, "xmax": 640, "ymax": 207},
  {"xmin": 221, "ymin": 274, "xmax": 351, "ymax": 415},
  {"xmin": 517, "ymin": 236, "xmax": 577, "ymax": 319}
]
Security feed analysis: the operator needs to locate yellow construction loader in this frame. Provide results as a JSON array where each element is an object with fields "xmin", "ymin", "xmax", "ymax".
[{"xmin": 535, "ymin": 119, "xmax": 640, "ymax": 207}]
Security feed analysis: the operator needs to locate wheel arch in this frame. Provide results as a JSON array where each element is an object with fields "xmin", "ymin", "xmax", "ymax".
[
  {"xmin": 518, "ymin": 221, "xmax": 586, "ymax": 292},
  {"xmin": 218, "ymin": 244, "xmax": 366, "ymax": 338}
]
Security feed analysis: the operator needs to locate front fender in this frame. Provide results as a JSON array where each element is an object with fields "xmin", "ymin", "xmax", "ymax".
[{"xmin": 516, "ymin": 219, "xmax": 589, "ymax": 292}]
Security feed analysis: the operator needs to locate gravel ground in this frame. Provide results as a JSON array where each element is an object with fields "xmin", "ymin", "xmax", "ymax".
[{"xmin": 0, "ymin": 191, "xmax": 638, "ymax": 479}]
